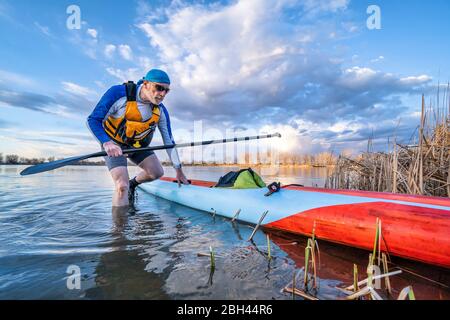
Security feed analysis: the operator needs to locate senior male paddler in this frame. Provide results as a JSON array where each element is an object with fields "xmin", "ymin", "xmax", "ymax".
[{"xmin": 87, "ymin": 69, "xmax": 189, "ymax": 208}]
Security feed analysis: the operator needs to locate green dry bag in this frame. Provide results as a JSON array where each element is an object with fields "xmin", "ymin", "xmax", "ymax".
[{"xmin": 214, "ymin": 168, "xmax": 266, "ymax": 189}]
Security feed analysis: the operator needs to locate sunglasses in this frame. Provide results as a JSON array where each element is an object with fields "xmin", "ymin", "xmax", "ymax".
[{"xmin": 152, "ymin": 83, "xmax": 170, "ymax": 93}]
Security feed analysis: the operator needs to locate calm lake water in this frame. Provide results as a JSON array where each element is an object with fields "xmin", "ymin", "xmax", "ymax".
[{"xmin": 0, "ymin": 164, "xmax": 448, "ymax": 300}]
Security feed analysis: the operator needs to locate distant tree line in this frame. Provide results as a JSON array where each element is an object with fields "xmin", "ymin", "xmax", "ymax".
[
  {"xmin": 277, "ymin": 151, "xmax": 336, "ymax": 166},
  {"xmin": 0, "ymin": 153, "xmax": 105, "ymax": 165}
]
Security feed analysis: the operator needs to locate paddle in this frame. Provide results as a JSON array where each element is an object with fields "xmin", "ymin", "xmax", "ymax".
[{"xmin": 20, "ymin": 133, "xmax": 281, "ymax": 176}]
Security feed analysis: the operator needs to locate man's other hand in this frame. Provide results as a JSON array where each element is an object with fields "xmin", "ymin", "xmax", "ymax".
[{"xmin": 175, "ymin": 168, "xmax": 190, "ymax": 187}]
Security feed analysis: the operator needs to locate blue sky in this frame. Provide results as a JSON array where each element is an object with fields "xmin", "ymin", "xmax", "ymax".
[{"xmin": 0, "ymin": 0, "xmax": 449, "ymax": 161}]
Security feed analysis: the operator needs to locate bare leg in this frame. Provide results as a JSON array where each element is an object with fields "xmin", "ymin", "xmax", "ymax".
[
  {"xmin": 110, "ymin": 166, "xmax": 130, "ymax": 207},
  {"xmin": 135, "ymin": 154, "xmax": 164, "ymax": 183}
]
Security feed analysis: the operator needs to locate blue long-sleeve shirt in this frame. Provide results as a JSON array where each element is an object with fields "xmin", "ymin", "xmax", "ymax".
[{"xmin": 87, "ymin": 83, "xmax": 181, "ymax": 168}]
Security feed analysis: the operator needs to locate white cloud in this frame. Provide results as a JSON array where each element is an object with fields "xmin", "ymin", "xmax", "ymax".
[
  {"xmin": 138, "ymin": 56, "xmax": 155, "ymax": 70},
  {"xmin": 104, "ymin": 44, "xmax": 116, "ymax": 58},
  {"xmin": 87, "ymin": 28, "xmax": 98, "ymax": 39},
  {"xmin": 83, "ymin": 48, "xmax": 97, "ymax": 60},
  {"xmin": 61, "ymin": 82, "xmax": 97, "ymax": 96},
  {"xmin": 94, "ymin": 81, "xmax": 107, "ymax": 89},
  {"xmin": 328, "ymin": 120, "xmax": 362, "ymax": 133},
  {"xmin": 0, "ymin": 69, "xmax": 36, "ymax": 87},
  {"xmin": 138, "ymin": 0, "xmax": 310, "ymax": 92},
  {"xmin": 67, "ymin": 22, "xmax": 99, "ymax": 60},
  {"xmin": 118, "ymin": 44, "xmax": 133, "ymax": 60},
  {"xmin": 370, "ymin": 55, "xmax": 385, "ymax": 63},
  {"xmin": 339, "ymin": 66, "xmax": 378, "ymax": 88},
  {"xmin": 106, "ymin": 67, "xmax": 142, "ymax": 82},
  {"xmin": 0, "ymin": 130, "xmax": 98, "ymax": 158},
  {"xmin": 34, "ymin": 22, "xmax": 52, "ymax": 37},
  {"xmin": 348, "ymin": 25, "xmax": 358, "ymax": 32},
  {"xmin": 400, "ymin": 75, "xmax": 432, "ymax": 85},
  {"xmin": 302, "ymin": 0, "xmax": 349, "ymax": 15}
]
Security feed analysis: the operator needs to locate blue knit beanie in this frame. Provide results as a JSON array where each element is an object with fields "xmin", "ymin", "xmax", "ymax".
[{"xmin": 143, "ymin": 69, "xmax": 171, "ymax": 84}]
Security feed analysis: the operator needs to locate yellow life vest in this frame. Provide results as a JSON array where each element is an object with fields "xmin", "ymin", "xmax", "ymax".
[{"xmin": 103, "ymin": 81, "xmax": 161, "ymax": 148}]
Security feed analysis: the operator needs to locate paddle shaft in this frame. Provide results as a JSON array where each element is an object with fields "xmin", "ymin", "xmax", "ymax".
[
  {"xmin": 20, "ymin": 133, "xmax": 281, "ymax": 175},
  {"xmin": 120, "ymin": 133, "xmax": 281, "ymax": 156}
]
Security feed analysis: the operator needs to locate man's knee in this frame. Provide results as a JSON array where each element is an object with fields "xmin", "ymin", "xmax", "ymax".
[
  {"xmin": 145, "ymin": 167, "xmax": 164, "ymax": 180},
  {"xmin": 115, "ymin": 180, "xmax": 129, "ymax": 194}
]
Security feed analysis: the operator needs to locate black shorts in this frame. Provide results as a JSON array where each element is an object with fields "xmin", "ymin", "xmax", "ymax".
[{"xmin": 103, "ymin": 145, "xmax": 155, "ymax": 170}]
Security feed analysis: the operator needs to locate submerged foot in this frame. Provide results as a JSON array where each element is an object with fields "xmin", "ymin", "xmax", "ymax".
[
  {"xmin": 128, "ymin": 178, "xmax": 139, "ymax": 207},
  {"xmin": 128, "ymin": 184, "xmax": 137, "ymax": 206}
]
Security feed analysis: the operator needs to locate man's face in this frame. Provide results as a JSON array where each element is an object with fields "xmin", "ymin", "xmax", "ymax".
[{"xmin": 140, "ymin": 81, "xmax": 170, "ymax": 105}]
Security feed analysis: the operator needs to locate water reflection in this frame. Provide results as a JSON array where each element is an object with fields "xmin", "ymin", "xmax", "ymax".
[
  {"xmin": 111, "ymin": 206, "xmax": 129, "ymax": 233},
  {"xmin": 85, "ymin": 207, "xmax": 171, "ymax": 299}
]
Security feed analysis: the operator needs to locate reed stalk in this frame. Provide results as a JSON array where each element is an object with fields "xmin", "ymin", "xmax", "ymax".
[
  {"xmin": 367, "ymin": 218, "xmax": 379, "ymax": 292},
  {"xmin": 353, "ymin": 264, "xmax": 359, "ymax": 293},
  {"xmin": 315, "ymin": 240, "xmax": 321, "ymax": 270},
  {"xmin": 231, "ymin": 209, "xmax": 241, "ymax": 222},
  {"xmin": 312, "ymin": 221, "xmax": 316, "ymax": 242},
  {"xmin": 311, "ymin": 239, "xmax": 318, "ymax": 288},
  {"xmin": 398, "ymin": 285, "xmax": 416, "ymax": 300},
  {"xmin": 346, "ymin": 287, "xmax": 370, "ymax": 300},
  {"xmin": 371, "ymin": 218, "xmax": 380, "ymax": 267},
  {"xmin": 301, "ymin": 222, "xmax": 319, "ymax": 289},
  {"xmin": 367, "ymin": 253, "xmax": 373, "ymax": 289},
  {"xmin": 344, "ymin": 270, "xmax": 402, "ymax": 290},
  {"xmin": 382, "ymin": 253, "xmax": 392, "ymax": 295},
  {"xmin": 304, "ymin": 243, "xmax": 311, "ymax": 288},
  {"xmin": 209, "ymin": 246, "xmax": 215, "ymax": 270},
  {"xmin": 378, "ymin": 220, "xmax": 382, "ymax": 265},
  {"xmin": 283, "ymin": 287, "xmax": 319, "ymax": 300},
  {"xmin": 346, "ymin": 286, "xmax": 383, "ymax": 300},
  {"xmin": 408, "ymin": 287, "xmax": 416, "ymax": 300},
  {"xmin": 292, "ymin": 270, "xmax": 296, "ymax": 300},
  {"xmin": 369, "ymin": 287, "xmax": 383, "ymax": 300}
]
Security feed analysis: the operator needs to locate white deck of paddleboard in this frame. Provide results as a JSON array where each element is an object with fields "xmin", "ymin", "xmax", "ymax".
[{"xmin": 139, "ymin": 180, "xmax": 449, "ymax": 225}]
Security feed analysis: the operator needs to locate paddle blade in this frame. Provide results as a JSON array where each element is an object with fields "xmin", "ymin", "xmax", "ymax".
[{"xmin": 20, "ymin": 154, "xmax": 95, "ymax": 176}]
